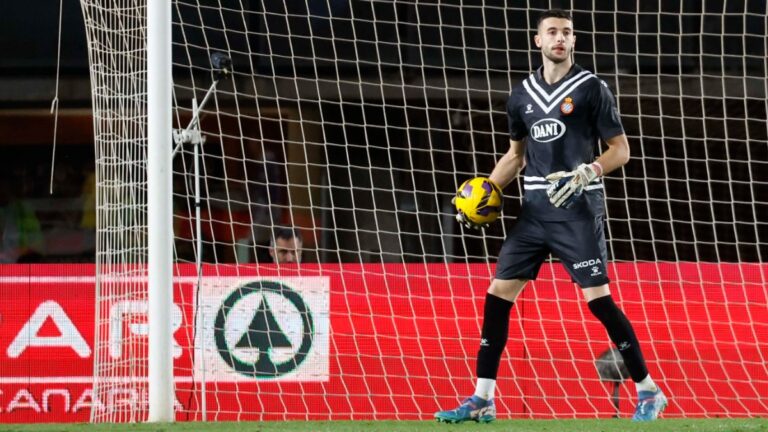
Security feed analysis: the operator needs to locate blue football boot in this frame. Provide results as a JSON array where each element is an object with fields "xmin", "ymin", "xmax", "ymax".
[
  {"xmin": 632, "ymin": 389, "xmax": 668, "ymax": 421},
  {"xmin": 434, "ymin": 395, "xmax": 496, "ymax": 424}
]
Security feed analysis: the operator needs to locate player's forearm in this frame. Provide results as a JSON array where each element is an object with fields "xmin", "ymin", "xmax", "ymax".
[
  {"xmin": 594, "ymin": 134, "xmax": 630, "ymax": 176},
  {"xmin": 489, "ymin": 150, "xmax": 524, "ymax": 189}
]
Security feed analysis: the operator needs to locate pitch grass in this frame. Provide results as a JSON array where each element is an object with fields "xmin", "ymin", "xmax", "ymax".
[{"xmin": 0, "ymin": 419, "xmax": 766, "ymax": 432}]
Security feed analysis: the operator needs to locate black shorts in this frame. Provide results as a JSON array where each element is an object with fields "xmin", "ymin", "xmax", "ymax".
[{"xmin": 495, "ymin": 216, "xmax": 609, "ymax": 288}]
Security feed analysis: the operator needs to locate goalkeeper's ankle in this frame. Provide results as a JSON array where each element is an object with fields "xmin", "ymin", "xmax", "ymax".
[
  {"xmin": 635, "ymin": 375, "xmax": 658, "ymax": 394},
  {"xmin": 474, "ymin": 378, "xmax": 496, "ymax": 401}
]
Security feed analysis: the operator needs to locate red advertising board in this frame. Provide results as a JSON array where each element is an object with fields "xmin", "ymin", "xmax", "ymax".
[{"xmin": 0, "ymin": 263, "xmax": 766, "ymax": 422}]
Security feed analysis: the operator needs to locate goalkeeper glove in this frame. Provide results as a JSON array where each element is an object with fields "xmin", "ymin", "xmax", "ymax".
[
  {"xmin": 451, "ymin": 197, "xmax": 491, "ymax": 230},
  {"xmin": 545, "ymin": 162, "xmax": 602, "ymax": 209}
]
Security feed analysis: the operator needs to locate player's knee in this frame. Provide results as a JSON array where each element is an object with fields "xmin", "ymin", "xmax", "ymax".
[
  {"xmin": 581, "ymin": 284, "xmax": 610, "ymax": 302},
  {"xmin": 587, "ymin": 294, "xmax": 624, "ymax": 323},
  {"xmin": 488, "ymin": 279, "xmax": 527, "ymax": 301}
]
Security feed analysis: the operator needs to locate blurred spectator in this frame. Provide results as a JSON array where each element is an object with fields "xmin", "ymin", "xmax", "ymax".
[
  {"xmin": 269, "ymin": 227, "xmax": 303, "ymax": 264},
  {"xmin": 0, "ymin": 188, "xmax": 44, "ymax": 263}
]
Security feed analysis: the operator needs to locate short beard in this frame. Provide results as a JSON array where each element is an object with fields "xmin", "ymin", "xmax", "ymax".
[{"xmin": 544, "ymin": 49, "xmax": 570, "ymax": 64}]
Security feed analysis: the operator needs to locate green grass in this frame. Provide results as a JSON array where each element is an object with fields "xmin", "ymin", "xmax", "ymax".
[{"xmin": 0, "ymin": 419, "xmax": 765, "ymax": 432}]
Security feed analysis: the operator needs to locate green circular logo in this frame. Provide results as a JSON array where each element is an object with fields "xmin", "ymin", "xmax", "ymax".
[{"xmin": 214, "ymin": 280, "xmax": 314, "ymax": 378}]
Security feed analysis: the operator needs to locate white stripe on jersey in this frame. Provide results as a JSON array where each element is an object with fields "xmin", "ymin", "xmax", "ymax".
[
  {"xmin": 523, "ymin": 72, "xmax": 595, "ymax": 114},
  {"xmin": 524, "ymin": 175, "xmax": 603, "ymax": 183},
  {"xmin": 524, "ymin": 183, "xmax": 604, "ymax": 191},
  {"xmin": 523, "ymin": 175, "xmax": 604, "ymax": 192},
  {"xmin": 529, "ymin": 70, "xmax": 592, "ymax": 103}
]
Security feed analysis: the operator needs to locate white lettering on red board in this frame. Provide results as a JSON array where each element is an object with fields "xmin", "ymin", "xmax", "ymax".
[
  {"xmin": 0, "ymin": 387, "xmax": 183, "ymax": 413},
  {"xmin": 7, "ymin": 301, "xmax": 91, "ymax": 358},
  {"xmin": 6, "ymin": 300, "xmax": 183, "ymax": 360},
  {"xmin": 109, "ymin": 300, "xmax": 183, "ymax": 359}
]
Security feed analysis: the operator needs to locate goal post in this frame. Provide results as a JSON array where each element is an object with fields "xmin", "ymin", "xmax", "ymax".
[
  {"xmin": 146, "ymin": 0, "xmax": 174, "ymax": 422},
  {"xmin": 78, "ymin": 0, "xmax": 767, "ymax": 422}
]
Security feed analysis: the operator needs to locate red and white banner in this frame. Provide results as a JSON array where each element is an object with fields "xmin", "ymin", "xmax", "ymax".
[
  {"xmin": 0, "ymin": 263, "xmax": 766, "ymax": 422},
  {"xmin": 193, "ymin": 276, "xmax": 330, "ymax": 382}
]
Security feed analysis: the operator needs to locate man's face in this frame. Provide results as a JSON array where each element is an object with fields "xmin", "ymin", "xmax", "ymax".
[
  {"xmin": 271, "ymin": 237, "xmax": 302, "ymax": 263},
  {"xmin": 535, "ymin": 17, "xmax": 575, "ymax": 64}
]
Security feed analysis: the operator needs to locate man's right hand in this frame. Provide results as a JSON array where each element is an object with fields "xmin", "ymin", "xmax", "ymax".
[
  {"xmin": 455, "ymin": 209, "xmax": 490, "ymax": 230},
  {"xmin": 452, "ymin": 196, "xmax": 491, "ymax": 230}
]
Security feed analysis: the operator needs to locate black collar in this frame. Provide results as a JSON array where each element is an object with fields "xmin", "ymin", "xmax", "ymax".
[{"xmin": 535, "ymin": 64, "xmax": 582, "ymax": 87}]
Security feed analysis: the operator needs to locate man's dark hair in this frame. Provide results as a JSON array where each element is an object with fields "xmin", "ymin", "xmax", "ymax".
[
  {"xmin": 536, "ymin": 9, "xmax": 573, "ymax": 29},
  {"xmin": 272, "ymin": 227, "xmax": 303, "ymax": 245}
]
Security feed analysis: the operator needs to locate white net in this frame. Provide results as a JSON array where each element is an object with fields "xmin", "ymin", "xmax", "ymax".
[
  {"xmin": 80, "ymin": 0, "xmax": 768, "ymax": 422},
  {"xmin": 79, "ymin": 0, "xmax": 150, "ymax": 423}
]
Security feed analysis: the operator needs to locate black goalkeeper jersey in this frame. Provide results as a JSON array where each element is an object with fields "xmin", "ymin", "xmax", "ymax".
[{"xmin": 507, "ymin": 64, "xmax": 625, "ymax": 221}]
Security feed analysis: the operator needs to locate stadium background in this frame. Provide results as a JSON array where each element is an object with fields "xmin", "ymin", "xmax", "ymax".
[
  {"xmin": 0, "ymin": 0, "xmax": 765, "ymax": 424},
  {"xmin": 2, "ymin": 0, "xmax": 764, "ymax": 265}
]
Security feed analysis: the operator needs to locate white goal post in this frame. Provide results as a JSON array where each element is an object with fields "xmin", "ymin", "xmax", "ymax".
[
  {"xmin": 79, "ymin": 0, "xmax": 767, "ymax": 423},
  {"xmin": 146, "ymin": 0, "xmax": 174, "ymax": 422}
]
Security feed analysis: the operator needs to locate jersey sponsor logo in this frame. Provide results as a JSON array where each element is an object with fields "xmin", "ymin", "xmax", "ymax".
[
  {"xmin": 560, "ymin": 97, "xmax": 574, "ymax": 115},
  {"xmin": 530, "ymin": 118, "xmax": 566, "ymax": 143},
  {"xmin": 573, "ymin": 258, "xmax": 602, "ymax": 269}
]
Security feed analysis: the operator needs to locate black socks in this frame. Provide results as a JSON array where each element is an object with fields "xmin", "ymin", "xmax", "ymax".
[
  {"xmin": 475, "ymin": 292, "xmax": 649, "ymax": 384},
  {"xmin": 588, "ymin": 295, "xmax": 649, "ymax": 382},
  {"xmin": 476, "ymin": 293, "xmax": 514, "ymax": 380}
]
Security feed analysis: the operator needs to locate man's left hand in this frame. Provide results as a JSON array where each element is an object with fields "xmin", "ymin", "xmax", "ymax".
[{"xmin": 545, "ymin": 163, "xmax": 601, "ymax": 209}]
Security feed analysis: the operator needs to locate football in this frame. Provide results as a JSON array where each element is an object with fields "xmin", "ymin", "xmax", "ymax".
[{"xmin": 454, "ymin": 177, "xmax": 503, "ymax": 226}]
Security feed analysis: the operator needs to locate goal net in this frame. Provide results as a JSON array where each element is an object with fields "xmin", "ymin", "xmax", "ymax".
[{"xmin": 79, "ymin": 0, "xmax": 767, "ymax": 422}]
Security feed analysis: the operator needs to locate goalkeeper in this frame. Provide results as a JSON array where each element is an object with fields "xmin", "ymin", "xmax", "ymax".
[{"xmin": 435, "ymin": 8, "xmax": 666, "ymax": 423}]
